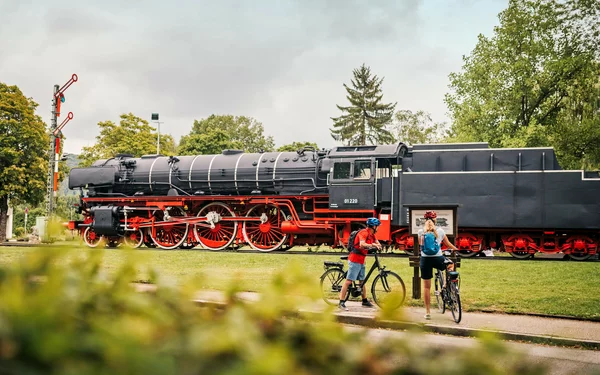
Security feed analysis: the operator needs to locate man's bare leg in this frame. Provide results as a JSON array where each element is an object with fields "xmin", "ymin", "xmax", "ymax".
[{"xmin": 339, "ymin": 279, "xmax": 353, "ymax": 301}]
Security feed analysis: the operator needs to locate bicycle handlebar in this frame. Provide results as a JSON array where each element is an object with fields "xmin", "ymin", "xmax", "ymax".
[{"xmin": 444, "ymin": 250, "xmax": 461, "ymax": 257}]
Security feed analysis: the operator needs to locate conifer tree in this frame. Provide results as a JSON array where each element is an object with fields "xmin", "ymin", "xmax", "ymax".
[{"xmin": 331, "ymin": 64, "xmax": 396, "ymax": 145}]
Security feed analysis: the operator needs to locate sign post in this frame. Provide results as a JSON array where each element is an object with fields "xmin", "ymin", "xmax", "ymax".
[
  {"xmin": 24, "ymin": 207, "xmax": 29, "ymax": 235},
  {"xmin": 404, "ymin": 204, "xmax": 459, "ymax": 300}
]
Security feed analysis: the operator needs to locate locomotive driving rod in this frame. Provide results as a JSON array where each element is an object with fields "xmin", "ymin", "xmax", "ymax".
[{"xmin": 133, "ymin": 215, "xmax": 265, "ymax": 229}]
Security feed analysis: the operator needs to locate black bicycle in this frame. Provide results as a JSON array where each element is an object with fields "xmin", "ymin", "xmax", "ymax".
[
  {"xmin": 320, "ymin": 251, "xmax": 406, "ymax": 309},
  {"xmin": 434, "ymin": 258, "xmax": 462, "ymax": 323}
]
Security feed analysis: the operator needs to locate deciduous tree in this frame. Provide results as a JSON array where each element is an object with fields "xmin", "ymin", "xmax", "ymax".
[
  {"xmin": 276, "ymin": 141, "xmax": 319, "ymax": 152},
  {"xmin": 79, "ymin": 113, "xmax": 176, "ymax": 167},
  {"xmin": 0, "ymin": 83, "xmax": 48, "ymax": 242},
  {"xmin": 331, "ymin": 64, "xmax": 396, "ymax": 145},
  {"xmin": 393, "ymin": 110, "xmax": 448, "ymax": 145},
  {"xmin": 445, "ymin": 0, "xmax": 600, "ymax": 169},
  {"xmin": 179, "ymin": 115, "xmax": 274, "ymax": 155},
  {"xmin": 178, "ymin": 128, "xmax": 242, "ymax": 155}
]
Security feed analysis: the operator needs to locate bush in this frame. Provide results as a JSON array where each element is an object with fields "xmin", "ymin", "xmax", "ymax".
[
  {"xmin": 13, "ymin": 227, "xmax": 24, "ymax": 238},
  {"xmin": 62, "ymin": 229, "xmax": 78, "ymax": 241},
  {"xmin": 12, "ymin": 206, "xmax": 45, "ymax": 233},
  {"xmin": 0, "ymin": 249, "xmax": 547, "ymax": 375}
]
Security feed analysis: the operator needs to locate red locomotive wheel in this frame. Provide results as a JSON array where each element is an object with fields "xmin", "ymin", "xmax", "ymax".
[
  {"xmin": 242, "ymin": 204, "xmax": 288, "ymax": 252},
  {"xmin": 194, "ymin": 202, "xmax": 238, "ymax": 251},
  {"xmin": 568, "ymin": 252, "xmax": 592, "ymax": 261},
  {"xmin": 83, "ymin": 227, "xmax": 103, "ymax": 248},
  {"xmin": 123, "ymin": 229, "xmax": 144, "ymax": 248},
  {"xmin": 566, "ymin": 236, "xmax": 593, "ymax": 261},
  {"xmin": 143, "ymin": 228, "xmax": 157, "ymax": 249},
  {"xmin": 150, "ymin": 207, "xmax": 189, "ymax": 250}
]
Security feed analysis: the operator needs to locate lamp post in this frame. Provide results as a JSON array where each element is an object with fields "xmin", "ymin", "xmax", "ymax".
[{"xmin": 152, "ymin": 113, "xmax": 163, "ymax": 155}]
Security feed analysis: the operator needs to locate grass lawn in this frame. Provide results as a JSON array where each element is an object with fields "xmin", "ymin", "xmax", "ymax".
[{"xmin": 1, "ymin": 243, "xmax": 598, "ymax": 319}]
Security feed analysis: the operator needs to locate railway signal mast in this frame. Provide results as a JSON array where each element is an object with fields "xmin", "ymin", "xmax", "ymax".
[{"xmin": 45, "ymin": 74, "xmax": 78, "ymax": 222}]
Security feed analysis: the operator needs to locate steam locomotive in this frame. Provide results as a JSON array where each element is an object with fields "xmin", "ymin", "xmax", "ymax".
[{"xmin": 68, "ymin": 142, "xmax": 600, "ymax": 260}]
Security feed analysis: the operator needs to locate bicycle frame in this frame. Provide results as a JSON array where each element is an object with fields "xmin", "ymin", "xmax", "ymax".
[
  {"xmin": 353, "ymin": 252, "xmax": 386, "ymax": 287},
  {"xmin": 435, "ymin": 266, "xmax": 461, "ymax": 323},
  {"xmin": 436, "ymin": 268, "xmax": 459, "ymax": 291},
  {"xmin": 323, "ymin": 252, "xmax": 387, "ymax": 296},
  {"xmin": 321, "ymin": 251, "xmax": 406, "ymax": 308}
]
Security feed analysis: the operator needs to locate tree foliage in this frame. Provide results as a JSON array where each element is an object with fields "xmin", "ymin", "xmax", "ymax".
[
  {"xmin": 79, "ymin": 113, "xmax": 176, "ymax": 167},
  {"xmin": 393, "ymin": 110, "xmax": 448, "ymax": 145},
  {"xmin": 445, "ymin": 0, "xmax": 600, "ymax": 169},
  {"xmin": 179, "ymin": 115, "xmax": 274, "ymax": 155},
  {"xmin": 0, "ymin": 83, "xmax": 48, "ymax": 242},
  {"xmin": 276, "ymin": 141, "xmax": 319, "ymax": 152},
  {"xmin": 179, "ymin": 128, "xmax": 241, "ymax": 155},
  {"xmin": 0, "ymin": 249, "xmax": 546, "ymax": 374},
  {"xmin": 331, "ymin": 64, "xmax": 396, "ymax": 146}
]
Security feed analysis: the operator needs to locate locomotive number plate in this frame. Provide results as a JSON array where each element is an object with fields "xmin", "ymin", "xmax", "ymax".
[{"xmin": 344, "ymin": 198, "xmax": 359, "ymax": 204}]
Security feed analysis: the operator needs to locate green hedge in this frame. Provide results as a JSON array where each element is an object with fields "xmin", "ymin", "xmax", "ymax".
[{"xmin": 0, "ymin": 248, "xmax": 546, "ymax": 375}]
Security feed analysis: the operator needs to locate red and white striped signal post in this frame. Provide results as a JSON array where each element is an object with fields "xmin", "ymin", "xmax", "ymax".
[{"xmin": 45, "ymin": 74, "xmax": 77, "ymax": 220}]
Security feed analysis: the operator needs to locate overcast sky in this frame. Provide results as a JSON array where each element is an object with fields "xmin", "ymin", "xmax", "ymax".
[{"xmin": 1, "ymin": 0, "xmax": 506, "ymax": 154}]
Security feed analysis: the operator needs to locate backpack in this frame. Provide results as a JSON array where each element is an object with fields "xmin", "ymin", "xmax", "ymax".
[
  {"xmin": 347, "ymin": 230, "xmax": 361, "ymax": 254},
  {"xmin": 422, "ymin": 231, "xmax": 440, "ymax": 255}
]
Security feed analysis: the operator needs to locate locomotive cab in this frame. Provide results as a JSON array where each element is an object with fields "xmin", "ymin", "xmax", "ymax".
[{"xmin": 327, "ymin": 143, "xmax": 407, "ymax": 219}]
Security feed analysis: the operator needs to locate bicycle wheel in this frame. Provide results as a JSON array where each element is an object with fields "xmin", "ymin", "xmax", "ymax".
[
  {"xmin": 449, "ymin": 282, "xmax": 462, "ymax": 323},
  {"xmin": 371, "ymin": 271, "xmax": 406, "ymax": 309},
  {"xmin": 434, "ymin": 271, "xmax": 445, "ymax": 314},
  {"xmin": 320, "ymin": 268, "xmax": 347, "ymax": 305}
]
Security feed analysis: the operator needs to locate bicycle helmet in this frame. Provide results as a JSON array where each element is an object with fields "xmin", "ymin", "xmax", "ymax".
[
  {"xmin": 424, "ymin": 210, "xmax": 437, "ymax": 220},
  {"xmin": 366, "ymin": 217, "xmax": 381, "ymax": 227}
]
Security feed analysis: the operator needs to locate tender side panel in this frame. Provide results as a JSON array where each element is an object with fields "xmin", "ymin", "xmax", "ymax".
[{"xmin": 401, "ymin": 171, "xmax": 600, "ymax": 230}]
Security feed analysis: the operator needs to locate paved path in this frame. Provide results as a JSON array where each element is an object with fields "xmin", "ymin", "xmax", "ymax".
[
  {"xmin": 359, "ymin": 327, "xmax": 600, "ymax": 375},
  {"xmin": 345, "ymin": 300, "xmax": 600, "ymax": 342},
  {"xmin": 191, "ymin": 289, "xmax": 600, "ymax": 347}
]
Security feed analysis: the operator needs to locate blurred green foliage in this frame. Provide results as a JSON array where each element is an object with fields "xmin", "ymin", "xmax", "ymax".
[
  {"xmin": 12, "ymin": 227, "xmax": 24, "ymax": 239},
  {"xmin": 12, "ymin": 205, "xmax": 45, "ymax": 233},
  {"xmin": 0, "ymin": 248, "xmax": 547, "ymax": 374}
]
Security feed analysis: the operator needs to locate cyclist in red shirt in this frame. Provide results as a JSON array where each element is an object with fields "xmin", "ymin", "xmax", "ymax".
[{"xmin": 338, "ymin": 218, "xmax": 382, "ymax": 310}]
